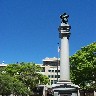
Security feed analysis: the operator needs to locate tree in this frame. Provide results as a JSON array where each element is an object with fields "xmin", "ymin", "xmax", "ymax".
[
  {"xmin": 12, "ymin": 78, "xmax": 29, "ymax": 96},
  {"xmin": 0, "ymin": 74, "xmax": 13, "ymax": 95},
  {"xmin": 38, "ymin": 74, "xmax": 49, "ymax": 85},
  {"xmin": 70, "ymin": 42, "xmax": 96, "ymax": 90},
  {"xmin": 0, "ymin": 73, "xmax": 29, "ymax": 96},
  {"xmin": 4, "ymin": 62, "xmax": 49, "ymax": 94}
]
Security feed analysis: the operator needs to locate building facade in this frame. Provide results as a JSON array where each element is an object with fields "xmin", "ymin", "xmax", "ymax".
[{"xmin": 40, "ymin": 57, "xmax": 60, "ymax": 85}]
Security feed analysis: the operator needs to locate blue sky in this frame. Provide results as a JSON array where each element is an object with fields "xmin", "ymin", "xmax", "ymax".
[{"xmin": 0, "ymin": 0, "xmax": 96, "ymax": 64}]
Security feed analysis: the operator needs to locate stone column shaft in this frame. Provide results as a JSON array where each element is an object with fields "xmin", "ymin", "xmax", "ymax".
[
  {"xmin": 60, "ymin": 36, "xmax": 70, "ymax": 81},
  {"xmin": 59, "ymin": 22, "xmax": 71, "ymax": 81}
]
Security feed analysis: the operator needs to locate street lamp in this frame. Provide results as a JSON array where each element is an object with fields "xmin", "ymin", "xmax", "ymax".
[{"xmin": 57, "ymin": 43, "xmax": 60, "ymax": 82}]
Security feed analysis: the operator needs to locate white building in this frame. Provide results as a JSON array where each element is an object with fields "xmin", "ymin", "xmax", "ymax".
[
  {"xmin": 40, "ymin": 57, "xmax": 60, "ymax": 85},
  {"xmin": 0, "ymin": 64, "xmax": 7, "ymax": 67}
]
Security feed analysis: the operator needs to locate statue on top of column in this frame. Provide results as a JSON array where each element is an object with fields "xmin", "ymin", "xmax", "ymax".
[{"xmin": 60, "ymin": 13, "xmax": 69, "ymax": 24}]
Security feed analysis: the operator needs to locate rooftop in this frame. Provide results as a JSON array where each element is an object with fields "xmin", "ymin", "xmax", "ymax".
[
  {"xmin": 42, "ymin": 57, "xmax": 60, "ymax": 62},
  {"xmin": 0, "ymin": 64, "xmax": 7, "ymax": 67}
]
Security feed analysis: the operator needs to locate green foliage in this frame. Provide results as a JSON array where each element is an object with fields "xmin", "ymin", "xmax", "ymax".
[
  {"xmin": 0, "ymin": 73, "xmax": 29, "ymax": 95},
  {"xmin": 38, "ymin": 74, "xmax": 49, "ymax": 85},
  {"xmin": 70, "ymin": 42, "xmax": 96, "ymax": 90},
  {"xmin": 0, "ymin": 62, "xmax": 49, "ymax": 95},
  {"xmin": 12, "ymin": 78, "xmax": 29, "ymax": 96},
  {"xmin": 0, "ymin": 74, "xmax": 13, "ymax": 95}
]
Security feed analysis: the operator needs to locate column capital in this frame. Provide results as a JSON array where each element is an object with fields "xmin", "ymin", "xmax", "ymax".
[{"xmin": 58, "ymin": 23, "xmax": 71, "ymax": 39}]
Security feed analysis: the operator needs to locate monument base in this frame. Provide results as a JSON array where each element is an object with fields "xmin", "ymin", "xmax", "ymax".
[{"xmin": 52, "ymin": 81, "xmax": 80, "ymax": 96}]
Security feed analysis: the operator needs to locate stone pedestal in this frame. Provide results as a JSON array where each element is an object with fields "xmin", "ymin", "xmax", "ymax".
[
  {"xmin": 52, "ymin": 13, "xmax": 79, "ymax": 96},
  {"xmin": 52, "ymin": 81, "xmax": 79, "ymax": 96}
]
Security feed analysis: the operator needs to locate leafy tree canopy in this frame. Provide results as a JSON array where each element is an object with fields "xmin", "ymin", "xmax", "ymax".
[
  {"xmin": 0, "ymin": 62, "xmax": 49, "ymax": 95},
  {"xmin": 70, "ymin": 42, "xmax": 96, "ymax": 90}
]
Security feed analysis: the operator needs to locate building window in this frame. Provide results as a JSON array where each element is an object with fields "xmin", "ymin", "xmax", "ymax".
[
  {"xmin": 51, "ymin": 80, "xmax": 53, "ymax": 85},
  {"xmin": 54, "ymin": 80, "xmax": 57, "ymax": 84},
  {"xmin": 48, "ymin": 70, "xmax": 51, "ymax": 72},
  {"xmin": 55, "ymin": 70, "xmax": 60, "ymax": 72},
  {"xmin": 58, "ymin": 75, "xmax": 60, "ymax": 78},
  {"xmin": 50, "ymin": 62, "xmax": 57, "ymax": 66},
  {"xmin": 48, "ymin": 75, "xmax": 55, "ymax": 78},
  {"xmin": 51, "ymin": 75, "xmax": 54, "ymax": 78},
  {"xmin": 48, "ymin": 70, "xmax": 54, "ymax": 72},
  {"xmin": 55, "ymin": 75, "xmax": 60, "ymax": 78},
  {"xmin": 51, "ymin": 80, "xmax": 57, "ymax": 85}
]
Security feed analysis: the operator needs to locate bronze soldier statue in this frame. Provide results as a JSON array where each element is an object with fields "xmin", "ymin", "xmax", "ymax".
[{"xmin": 60, "ymin": 13, "xmax": 69, "ymax": 24}]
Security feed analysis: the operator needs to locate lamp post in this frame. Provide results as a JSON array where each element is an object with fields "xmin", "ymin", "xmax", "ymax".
[{"xmin": 57, "ymin": 43, "xmax": 60, "ymax": 82}]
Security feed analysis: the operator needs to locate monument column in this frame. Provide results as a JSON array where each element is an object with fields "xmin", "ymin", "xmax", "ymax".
[
  {"xmin": 59, "ymin": 22, "xmax": 71, "ymax": 81},
  {"xmin": 52, "ymin": 13, "xmax": 79, "ymax": 96}
]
